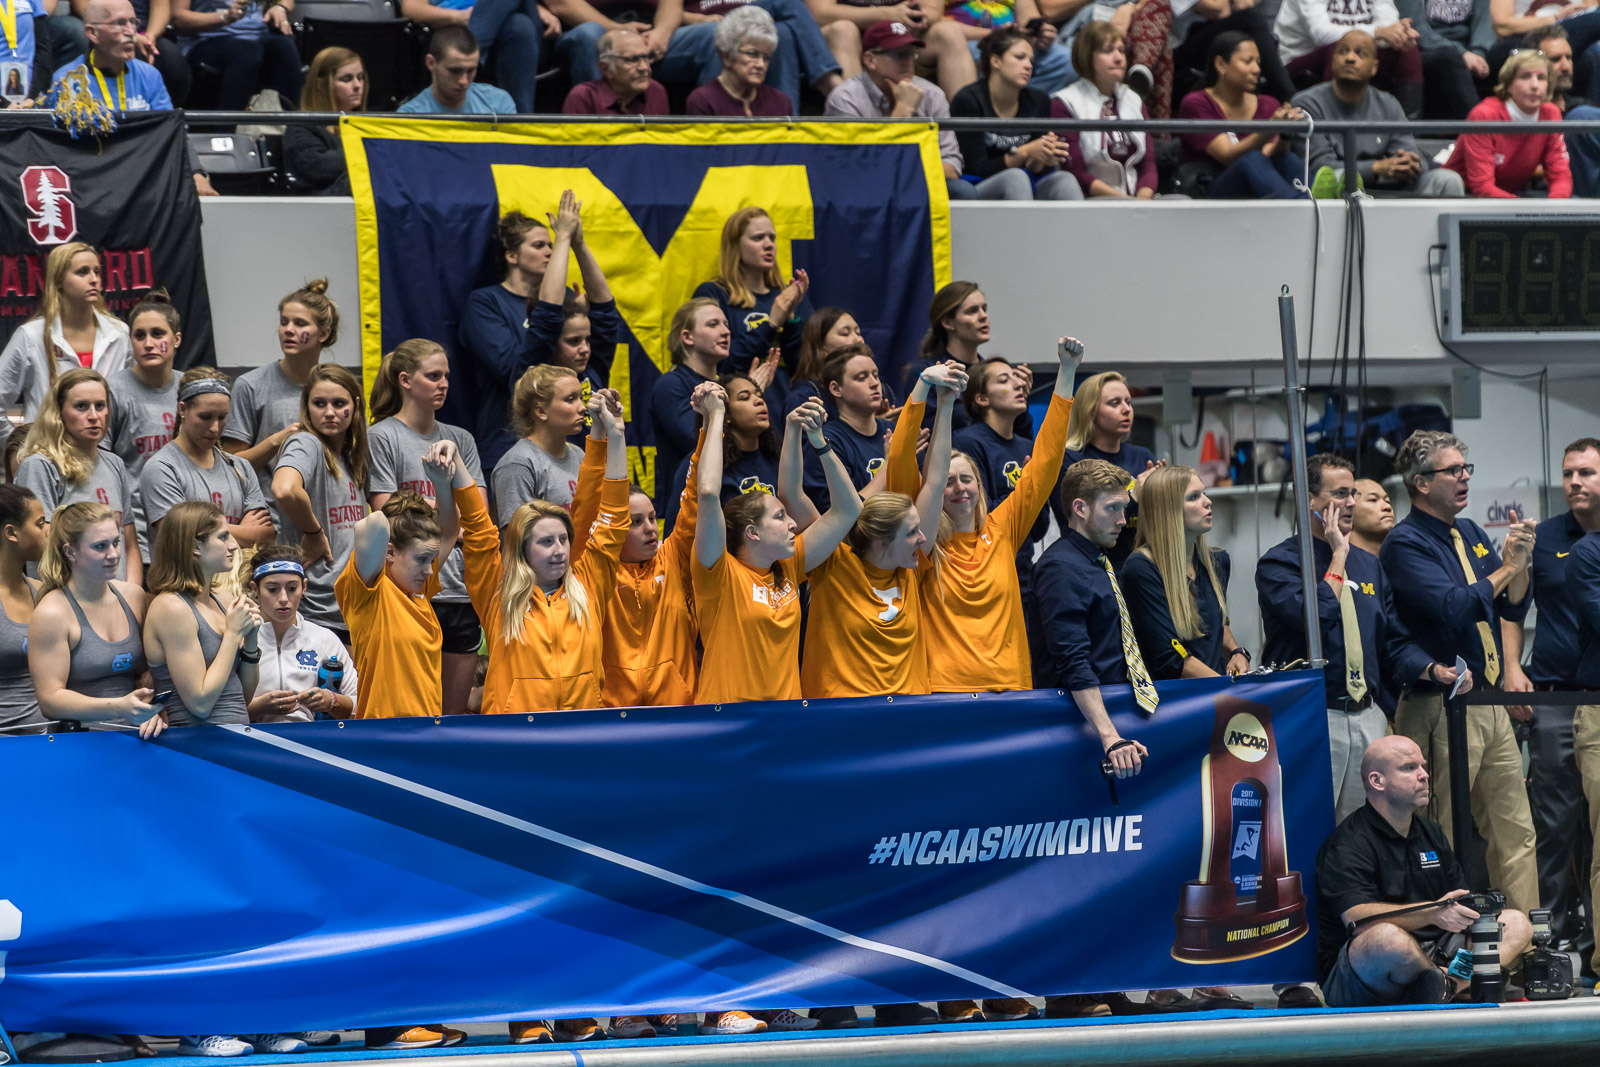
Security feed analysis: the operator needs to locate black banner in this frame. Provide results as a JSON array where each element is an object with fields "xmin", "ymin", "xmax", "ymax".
[{"xmin": 0, "ymin": 111, "xmax": 213, "ymax": 368}]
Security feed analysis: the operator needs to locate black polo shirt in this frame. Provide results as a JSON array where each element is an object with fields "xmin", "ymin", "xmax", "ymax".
[{"xmin": 1314, "ymin": 802, "xmax": 1466, "ymax": 982}]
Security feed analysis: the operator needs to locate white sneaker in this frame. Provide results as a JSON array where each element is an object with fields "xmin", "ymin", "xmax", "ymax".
[
  {"xmin": 702, "ymin": 1011, "xmax": 767, "ymax": 1035},
  {"xmin": 245, "ymin": 1034, "xmax": 308, "ymax": 1054},
  {"xmin": 296, "ymin": 1032, "xmax": 341, "ymax": 1048},
  {"xmin": 762, "ymin": 1010, "xmax": 819, "ymax": 1032},
  {"xmin": 178, "ymin": 1036, "xmax": 254, "ymax": 1057}
]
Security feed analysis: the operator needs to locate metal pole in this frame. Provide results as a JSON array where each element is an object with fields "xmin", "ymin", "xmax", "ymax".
[
  {"xmin": 1445, "ymin": 693, "xmax": 1475, "ymax": 863},
  {"xmin": 1342, "ymin": 129, "xmax": 1361, "ymax": 197},
  {"xmin": 1278, "ymin": 287, "xmax": 1325, "ymax": 668}
]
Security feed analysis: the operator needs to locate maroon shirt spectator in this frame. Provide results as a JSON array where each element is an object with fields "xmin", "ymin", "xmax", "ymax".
[
  {"xmin": 687, "ymin": 77, "xmax": 793, "ymax": 113},
  {"xmin": 563, "ymin": 27, "xmax": 670, "ymax": 113},
  {"xmin": 1177, "ymin": 81, "xmax": 1282, "ymax": 162}
]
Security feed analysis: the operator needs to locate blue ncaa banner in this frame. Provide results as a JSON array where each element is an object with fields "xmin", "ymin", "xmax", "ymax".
[
  {"xmin": 0, "ymin": 673, "xmax": 1332, "ymax": 1034},
  {"xmin": 340, "ymin": 118, "xmax": 952, "ymax": 499}
]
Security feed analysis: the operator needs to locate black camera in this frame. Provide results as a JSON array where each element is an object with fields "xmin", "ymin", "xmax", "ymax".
[
  {"xmin": 1465, "ymin": 890, "xmax": 1505, "ymax": 915},
  {"xmin": 1521, "ymin": 909, "xmax": 1575, "ymax": 1001}
]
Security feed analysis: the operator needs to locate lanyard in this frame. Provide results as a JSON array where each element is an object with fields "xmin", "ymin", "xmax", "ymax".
[
  {"xmin": 0, "ymin": 0, "xmax": 18, "ymax": 55},
  {"xmin": 89, "ymin": 51, "xmax": 126, "ymax": 110}
]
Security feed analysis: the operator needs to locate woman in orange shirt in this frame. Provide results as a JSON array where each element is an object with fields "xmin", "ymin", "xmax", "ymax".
[
  {"xmin": 457, "ymin": 390, "xmax": 630, "ymax": 717},
  {"xmin": 692, "ymin": 394, "xmax": 859, "ymax": 706},
  {"xmin": 788, "ymin": 362, "xmax": 966, "ymax": 701},
  {"xmin": 590, "ymin": 382, "xmax": 721, "ymax": 708},
  {"xmin": 336, "ymin": 442, "xmax": 465, "ymax": 722},
  {"xmin": 887, "ymin": 336, "xmax": 1083, "ymax": 696}
]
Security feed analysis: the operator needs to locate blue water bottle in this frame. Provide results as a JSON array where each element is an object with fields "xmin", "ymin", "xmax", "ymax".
[{"xmin": 315, "ymin": 655, "xmax": 343, "ymax": 720}]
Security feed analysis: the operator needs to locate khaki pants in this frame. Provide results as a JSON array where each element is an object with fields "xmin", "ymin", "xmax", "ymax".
[
  {"xmin": 1394, "ymin": 692, "xmax": 1539, "ymax": 915},
  {"xmin": 1571, "ymin": 706, "xmax": 1600, "ymax": 974},
  {"xmin": 1329, "ymin": 704, "xmax": 1391, "ymax": 824}
]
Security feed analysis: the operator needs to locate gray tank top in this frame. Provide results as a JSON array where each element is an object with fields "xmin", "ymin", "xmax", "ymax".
[
  {"xmin": 150, "ymin": 595, "xmax": 248, "ymax": 727},
  {"xmin": 0, "ymin": 585, "xmax": 45, "ymax": 734},
  {"xmin": 64, "ymin": 586, "xmax": 146, "ymax": 732}
]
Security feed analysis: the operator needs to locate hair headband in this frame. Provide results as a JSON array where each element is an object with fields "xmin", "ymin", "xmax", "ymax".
[
  {"xmin": 179, "ymin": 378, "xmax": 231, "ymax": 402},
  {"xmin": 252, "ymin": 560, "xmax": 305, "ymax": 580}
]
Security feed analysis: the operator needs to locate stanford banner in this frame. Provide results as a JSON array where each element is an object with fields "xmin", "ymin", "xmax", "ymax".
[
  {"xmin": 0, "ymin": 674, "xmax": 1333, "ymax": 1034},
  {"xmin": 0, "ymin": 111, "xmax": 213, "ymax": 367}
]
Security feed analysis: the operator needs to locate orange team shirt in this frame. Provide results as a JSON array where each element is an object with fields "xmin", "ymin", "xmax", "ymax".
[
  {"xmin": 889, "ymin": 393, "xmax": 1073, "ymax": 692},
  {"xmin": 334, "ymin": 549, "xmax": 444, "ymax": 718},
  {"xmin": 802, "ymin": 540, "xmax": 929, "ymax": 699},
  {"xmin": 692, "ymin": 535, "xmax": 809, "ymax": 705},
  {"xmin": 597, "ymin": 433, "xmax": 703, "ymax": 707},
  {"xmin": 456, "ymin": 475, "xmax": 631, "ymax": 713}
]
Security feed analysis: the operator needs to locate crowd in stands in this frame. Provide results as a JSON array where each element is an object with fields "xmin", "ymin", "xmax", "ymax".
[
  {"xmin": 2, "ymin": 194, "xmax": 1599, "ymax": 1045},
  {"xmin": 7, "ymin": 0, "xmax": 1600, "ymax": 197}
]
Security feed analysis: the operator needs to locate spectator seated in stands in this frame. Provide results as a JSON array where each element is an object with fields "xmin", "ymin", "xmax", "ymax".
[
  {"xmin": 951, "ymin": 27, "xmax": 1083, "ymax": 198},
  {"xmin": 1275, "ymin": 0, "xmax": 1423, "ymax": 117},
  {"xmin": 1485, "ymin": 0, "xmax": 1600, "ymax": 91},
  {"xmin": 561, "ymin": 26, "xmax": 668, "ymax": 111},
  {"xmin": 826, "ymin": 20, "xmax": 975, "ymax": 199},
  {"xmin": 1167, "ymin": 0, "xmax": 1296, "ymax": 104},
  {"xmin": 0, "ymin": 0, "xmax": 44, "ymax": 106},
  {"xmin": 1051, "ymin": 20, "xmax": 1161, "ymax": 198},
  {"xmin": 687, "ymin": 5, "xmax": 793, "ymax": 114},
  {"xmin": 51, "ymin": 0, "xmax": 216, "ymax": 194},
  {"xmin": 1529, "ymin": 25, "xmax": 1600, "ymax": 195},
  {"xmin": 1176, "ymin": 31, "xmax": 1309, "ymax": 198},
  {"xmin": 942, "ymin": 0, "xmax": 1075, "ymax": 94},
  {"xmin": 1314, "ymin": 736, "xmax": 1532, "ymax": 1008},
  {"xmin": 1444, "ymin": 47, "xmax": 1572, "ymax": 197},
  {"xmin": 63, "ymin": 0, "xmax": 193, "ymax": 104},
  {"xmin": 171, "ymin": 0, "xmax": 302, "ymax": 110},
  {"xmin": 808, "ymin": 0, "xmax": 975, "ymax": 102},
  {"xmin": 691, "ymin": 0, "xmax": 843, "ymax": 106},
  {"xmin": 399, "ymin": 23, "xmax": 516, "ymax": 112},
  {"xmin": 548, "ymin": 0, "xmax": 719, "ymax": 93},
  {"xmin": 286, "ymin": 47, "xmax": 365, "ymax": 197},
  {"xmin": 1401, "ymin": 0, "xmax": 1490, "ymax": 119},
  {"xmin": 1292, "ymin": 31, "xmax": 1465, "ymax": 196},
  {"xmin": 398, "ymin": 0, "xmax": 557, "ymax": 113}
]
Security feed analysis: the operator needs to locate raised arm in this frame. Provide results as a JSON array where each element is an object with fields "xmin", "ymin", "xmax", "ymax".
[
  {"xmin": 570, "ymin": 389, "xmax": 618, "ymax": 559},
  {"xmin": 422, "ymin": 440, "xmax": 472, "ymax": 556},
  {"xmin": 570, "ymin": 198, "xmax": 613, "ymax": 306},
  {"xmin": 694, "ymin": 385, "xmax": 730, "ymax": 570},
  {"xmin": 349, "ymin": 509, "xmax": 391, "ymax": 585},
  {"xmin": 538, "ymin": 190, "xmax": 579, "ymax": 308},
  {"xmin": 778, "ymin": 397, "xmax": 826, "ymax": 530},
  {"xmin": 799, "ymin": 414, "xmax": 864, "ymax": 573},
  {"xmin": 913, "ymin": 365, "xmax": 968, "ymax": 549},
  {"xmin": 666, "ymin": 388, "xmax": 717, "ymax": 556},
  {"xmin": 997, "ymin": 337, "xmax": 1082, "ymax": 546}
]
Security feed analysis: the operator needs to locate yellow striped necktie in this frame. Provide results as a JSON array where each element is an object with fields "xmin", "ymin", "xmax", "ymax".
[
  {"xmin": 1103, "ymin": 554, "xmax": 1158, "ymax": 715},
  {"xmin": 1337, "ymin": 581, "xmax": 1368, "ymax": 703},
  {"xmin": 1450, "ymin": 527, "xmax": 1501, "ymax": 685}
]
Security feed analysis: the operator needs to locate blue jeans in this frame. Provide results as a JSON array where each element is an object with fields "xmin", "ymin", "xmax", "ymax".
[
  {"xmin": 557, "ymin": 19, "xmax": 718, "ymax": 86},
  {"xmin": 960, "ymin": 168, "xmax": 1083, "ymax": 199},
  {"xmin": 1566, "ymin": 105, "xmax": 1600, "ymax": 197},
  {"xmin": 1209, "ymin": 150, "xmax": 1308, "ymax": 199},
  {"xmin": 469, "ymin": 0, "xmax": 544, "ymax": 112},
  {"xmin": 746, "ymin": 0, "xmax": 839, "ymax": 105},
  {"xmin": 966, "ymin": 36, "xmax": 1075, "ymax": 95},
  {"xmin": 186, "ymin": 32, "xmax": 303, "ymax": 110}
]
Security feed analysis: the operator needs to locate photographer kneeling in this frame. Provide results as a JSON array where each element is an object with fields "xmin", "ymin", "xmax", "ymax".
[{"xmin": 1315, "ymin": 735, "xmax": 1531, "ymax": 1006}]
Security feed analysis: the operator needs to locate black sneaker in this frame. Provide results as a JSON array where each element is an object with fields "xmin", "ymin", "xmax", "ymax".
[
  {"xmin": 872, "ymin": 1003, "xmax": 939, "ymax": 1027},
  {"xmin": 808, "ymin": 1007, "xmax": 861, "ymax": 1029},
  {"xmin": 1276, "ymin": 985, "xmax": 1322, "ymax": 1009},
  {"xmin": 1044, "ymin": 995, "xmax": 1112, "ymax": 1018},
  {"xmin": 1125, "ymin": 63, "xmax": 1154, "ymax": 98}
]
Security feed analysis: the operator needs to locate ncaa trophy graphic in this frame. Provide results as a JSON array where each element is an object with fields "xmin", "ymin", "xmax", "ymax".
[{"xmin": 1173, "ymin": 691, "xmax": 1307, "ymax": 961}]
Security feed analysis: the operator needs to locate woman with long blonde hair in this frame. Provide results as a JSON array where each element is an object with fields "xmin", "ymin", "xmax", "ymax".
[
  {"xmin": 28, "ymin": 501, "xmax": 158, "ymax": 736},
  {"xmin": 1122, "ymin": 464, "xmax": 1245, "ymax": 679},
  {"xmin": 1059, "ymin": 369, "xmax": 1159, "ymax": 565},
  {"xmin": 693, "ymin": 205, "xmax": 812, "ymax": 374},
  {"xmin": 0, "ymin": 243, "xmax": 130, "ymax": 451},
  {"xmin": 16, "ymin": 367, "xmax": 140, "ymax": 584},
  {"xmin": 367, "ymin": 339, "xmax": 487, "ymax": 717},
  {"xmin": 272, "ymin": 364, "xmax": 368, "ymax": 642}
]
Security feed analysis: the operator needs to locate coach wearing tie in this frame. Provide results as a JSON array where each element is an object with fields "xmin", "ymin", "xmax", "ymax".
[
  {"xmin": 1256, "ymin": 454, "xmax": 1434, "ymax": 823},
  {"xmin": 1514, "ymin": 437, "xmax": 1600, "ymax": 955},
  {"xmin": 1566, "ymin": 511, "xmax": 1600, "ymax": 982},
  {"xmin": 1034, "ymin": 458, "xmax": 1153, "ymax": 775},
  {"xmin": 1379, "ymin": 430, "xmax": 1539, "ymax": 916}
]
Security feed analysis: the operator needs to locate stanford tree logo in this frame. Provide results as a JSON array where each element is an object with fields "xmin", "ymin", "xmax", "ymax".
[{"xmin": 21, "ymin": 166, "xmax": 79, "ymax": 245}]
